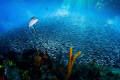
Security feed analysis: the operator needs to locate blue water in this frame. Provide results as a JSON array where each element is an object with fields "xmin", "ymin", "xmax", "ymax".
[
  {"xmin": 0, "ymin": 0, "xmax": 120, "ymax": 69},
  {"xmin": 0, "ymin": 0, "xmax": 119, "ymax": 31}
]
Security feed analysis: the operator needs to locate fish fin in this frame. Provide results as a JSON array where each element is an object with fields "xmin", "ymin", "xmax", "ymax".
[{"xmin": 33, "ymin": 27, "xmax": 37, "ymax": 33}]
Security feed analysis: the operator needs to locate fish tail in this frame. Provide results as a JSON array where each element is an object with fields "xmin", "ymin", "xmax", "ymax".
[{"xmin": 33, "ymin": 27, "xmax": 37, "ymax": 33}]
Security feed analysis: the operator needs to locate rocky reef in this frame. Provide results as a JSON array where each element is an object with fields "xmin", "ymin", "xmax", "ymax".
[{"xmin": 0, "ymin": 48, "xmax": 120, "ymax": 80}]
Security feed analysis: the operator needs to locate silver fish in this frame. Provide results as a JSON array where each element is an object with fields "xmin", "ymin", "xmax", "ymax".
[{"xmin": 29, "ymin": 17, "xmax": 38, "ymax": 33}]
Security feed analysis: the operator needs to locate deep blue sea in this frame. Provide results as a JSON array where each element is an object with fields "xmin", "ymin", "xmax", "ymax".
[{"xmin": 0, "ymin": 0, "xmax": 120, "ymax": 79}]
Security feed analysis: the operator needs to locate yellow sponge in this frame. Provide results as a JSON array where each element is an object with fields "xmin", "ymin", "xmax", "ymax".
[{"xmin": 65, "ymin": 47, "xmax": 81, "ymax": 80}]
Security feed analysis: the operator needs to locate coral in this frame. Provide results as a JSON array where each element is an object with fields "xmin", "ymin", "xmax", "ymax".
[
  {"xmin": 59, "ymin": 67, "xmax": 64, "ymax": 72},
  {"xmin": 42, "ymin": 55, "xmax": 48, "ymax": 59},
  {"xmin": 21, "ymin": 70, "xmax": 31, "ymax": 80},
  {"xmin": 5, "ymin": 65, "xmax": 20, "ymax": 80},
  {"xmin": 0, "ymin": 65, "xmax": 5, "ymax": 76},
  {"xmin": 34, "ymin": 56, "xmax": 42, "ymax": 68},
  {"xmin": 72, "ymin": 61, "xmax": 120, "ymax": 80},
  {"xmin": 65, "ymin": 47, "xmax": 81, "ymax": 80},
  {"xmin": 6, "ymin": 60, "xmax": 16, "ymax": 68}
]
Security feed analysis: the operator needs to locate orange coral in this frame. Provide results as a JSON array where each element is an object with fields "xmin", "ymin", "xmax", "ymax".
[
  {"xmin": 59, "ymin": 67, "xmax": 64, "ymax": 72},
  {"xmin": 42, "ymin": 55, "xmax": 48, "ymax": 59},
  {"xmin": 59, "ymin": 67, "xmax": 67, "ymax": 72},
  {"xmin": 34, "ymin": 56, "xmax": 42, "ymax": 68}
]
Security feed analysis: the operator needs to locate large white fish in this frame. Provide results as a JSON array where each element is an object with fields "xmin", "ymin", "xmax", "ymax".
[{"xmin": 29, "ymin": 17, "xmax": 38, "ymax": 33}]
